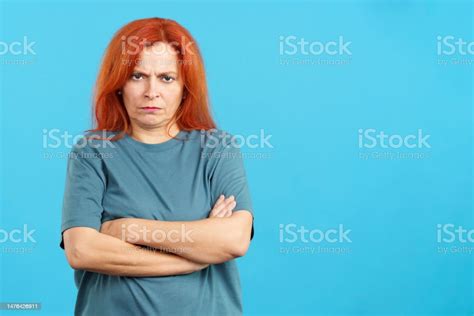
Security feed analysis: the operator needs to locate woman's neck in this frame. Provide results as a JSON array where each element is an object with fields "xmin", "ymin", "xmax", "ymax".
[{"xmin": 130, "ymin": 123, "xmax": 180, "ymax": 144}]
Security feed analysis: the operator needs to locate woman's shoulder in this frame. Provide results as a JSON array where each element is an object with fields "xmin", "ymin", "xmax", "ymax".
[{"xmin": 70, "ymin": 130, "xmax": 119, "ymax": 154}]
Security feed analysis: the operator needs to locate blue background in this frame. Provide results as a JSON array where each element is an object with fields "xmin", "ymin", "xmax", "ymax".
[{"xmin": 0, "ymin": 1, "xmax": 473, "ymax": 315}]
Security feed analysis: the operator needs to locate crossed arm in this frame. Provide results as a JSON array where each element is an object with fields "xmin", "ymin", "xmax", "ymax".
[{"xmin": 63, "ymin": 195, "xmax": 253, "ymax": 277}]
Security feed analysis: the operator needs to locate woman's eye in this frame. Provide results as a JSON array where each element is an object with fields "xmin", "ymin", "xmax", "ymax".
[
  {"xmin": 131, "ymin": 73, "xmax": 144, "ymax": 80},
  {"xmin": 161, "ymin": 75, "xmax": 175, "ymax": 83}
]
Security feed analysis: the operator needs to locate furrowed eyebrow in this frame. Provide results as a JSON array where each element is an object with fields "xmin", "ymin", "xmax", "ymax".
[{"xmin": 132, "ymin": 69, "xmax": 178, "ymax": 76}]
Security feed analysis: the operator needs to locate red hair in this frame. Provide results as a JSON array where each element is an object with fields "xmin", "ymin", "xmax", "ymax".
[{"xmin": 88, "ymin": 17, "xmax": 216, "ymax": 140}]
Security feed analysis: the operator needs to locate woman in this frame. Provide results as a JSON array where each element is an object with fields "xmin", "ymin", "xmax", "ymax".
[{"xmin": 60, "ymin": 17, "xmax": 254, "ymax": 316}]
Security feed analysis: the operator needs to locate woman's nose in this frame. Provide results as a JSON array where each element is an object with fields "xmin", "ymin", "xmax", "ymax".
[{"xmin": 144, "ymin": 77, "xmax": 160, "ymax": 99}]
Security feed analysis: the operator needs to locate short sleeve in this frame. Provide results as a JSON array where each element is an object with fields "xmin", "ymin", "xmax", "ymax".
[
  {"xmin": 209, "ymin": 140, "xmax": 254, "ymax": 240},
  {"xmin": 59, "ymin": 145, "xmax": 106, "ymax": 249}
]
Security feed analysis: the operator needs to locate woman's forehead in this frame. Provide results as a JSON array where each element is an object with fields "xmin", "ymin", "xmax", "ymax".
[{"xmin": 136, "ymin": 44, "xmax": 180, "ymax": 73}]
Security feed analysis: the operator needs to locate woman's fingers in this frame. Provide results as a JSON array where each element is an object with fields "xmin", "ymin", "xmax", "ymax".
[
  {"xmin": 214, "ymin": 194, "xmax": 225, "ymax": 208},
  {"xmin": 224, "ymin": 201, "xmax": 236, "ymax": 217},
  {"xmin": 215, "ymin": 196, "xmax": 236, "ymax": 217},
  {"xmin": 210, "ymin": 195, "xmax": 226, "ymax": 216},
  {"xmin": 216, "ymin": 194, "xmax": 225, "ymax": 204},
  {"xmin": 210, "ymin": 195, "xmax": 236, "ymax": 217},
  {"xmin": 209, "ymin": 195, "xmax": 225, "ymax": 216},
  {"xmin": 214, "ymin": 196, "xmax": 234, "ymax": 217}
]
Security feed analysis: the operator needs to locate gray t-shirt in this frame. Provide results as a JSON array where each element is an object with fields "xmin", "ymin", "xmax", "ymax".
[{"xmin": 60, "ymin": 129, "xmax": 254, "ymax": 316}]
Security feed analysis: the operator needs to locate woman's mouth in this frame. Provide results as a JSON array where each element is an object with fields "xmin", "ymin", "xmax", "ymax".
[{"xmin": 140, "ymin": 106, "xmax": 162, "ymax": 112}]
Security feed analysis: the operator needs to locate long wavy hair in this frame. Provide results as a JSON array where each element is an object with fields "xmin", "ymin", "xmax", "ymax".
[{"xmin": 88, "ymin": 17, "xmax": 216, "ymax": 140}]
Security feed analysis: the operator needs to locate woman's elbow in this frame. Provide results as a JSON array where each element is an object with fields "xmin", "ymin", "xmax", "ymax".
[
  {"xmin": 208, "ymin": 237, "xmax": 250, "ymax": 263},
  {"xmin": 65, "ymin": 242, "xmax": 89, "ymax": 270},
  {"xmin": 63, "ymin": 228, "xmax": 96, "ymax": 270},
  {"xmin": 228, "ymin": 232, "xmax": 251, "ymax": 258},
  {"xmin": 227, "ymin": 212, "xmax": 252, "ymax": 258}
]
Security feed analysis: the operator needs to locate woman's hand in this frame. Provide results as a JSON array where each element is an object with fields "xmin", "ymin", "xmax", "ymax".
[
  {"xmin": 209, "ymin": 195, "xmax": 236, "ymax": 218},
  {"xmin": 101, "ymin": 195, "xmax": 237, "ymax": 242},
  {"xmin": 101, "ymin": 196, "xmax": 236, "ymax": 242}
]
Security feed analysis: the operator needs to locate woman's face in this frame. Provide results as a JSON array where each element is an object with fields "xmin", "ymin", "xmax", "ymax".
[{"xmin": 122, "ymin": 41, "xmax": 184, "ymax": 131}]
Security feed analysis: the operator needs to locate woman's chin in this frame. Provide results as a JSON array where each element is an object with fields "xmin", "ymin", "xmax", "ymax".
[{"xmin": 134, "ymin": 118, "xmax": 168, "ymax": 129}]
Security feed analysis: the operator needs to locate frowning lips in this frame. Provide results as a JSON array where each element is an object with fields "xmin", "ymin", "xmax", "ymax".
[{"xmin": 140, "ymin": 106, "xmax": 162, "ymax": 111}]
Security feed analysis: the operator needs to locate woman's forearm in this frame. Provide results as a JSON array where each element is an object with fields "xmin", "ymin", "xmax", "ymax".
[
  {"xmin": 104, "ymin": 211, "xmax": 253, "ymax": 264},
  {"xmin": 63, "ymin": 227, "xmax": 208, "ymax": 277}
]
